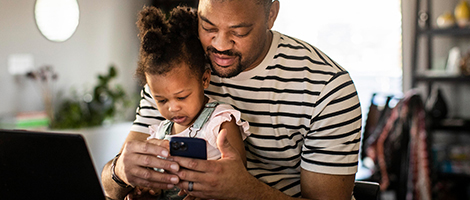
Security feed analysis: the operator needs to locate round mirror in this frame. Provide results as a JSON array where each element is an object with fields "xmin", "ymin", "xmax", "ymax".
[{"xmin": 34, "ymin": 0, "xmax": 80, "ymax": 42}]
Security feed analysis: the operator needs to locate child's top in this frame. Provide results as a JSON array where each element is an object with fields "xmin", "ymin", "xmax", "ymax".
[{"xmin": 147, "ymin": 97, "xmax": 250, "ymax": 160}]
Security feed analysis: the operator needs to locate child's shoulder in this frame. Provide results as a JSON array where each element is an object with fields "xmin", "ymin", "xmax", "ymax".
[{"xmin": 208, "ymin": 100, "xmax": 233, "ymax": 110}]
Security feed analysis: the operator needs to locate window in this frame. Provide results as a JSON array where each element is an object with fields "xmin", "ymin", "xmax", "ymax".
[{"xmin": 272, "ymin": 0, "xmax": 403, "ymax": 120}]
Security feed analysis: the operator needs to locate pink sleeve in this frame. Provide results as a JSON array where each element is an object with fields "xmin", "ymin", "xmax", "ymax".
[{"xmin": 203, "ymin": 104, "xmax": 251, "ymax": 149}]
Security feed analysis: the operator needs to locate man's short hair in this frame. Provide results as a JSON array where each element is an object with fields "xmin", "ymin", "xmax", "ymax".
[
  {"xmin": 256, "ymin": 0, "xmax": 273, "ymax": 6},
  {"xmin": 256, "ymin": 0, "xmax": 274, "ymax": 16}
]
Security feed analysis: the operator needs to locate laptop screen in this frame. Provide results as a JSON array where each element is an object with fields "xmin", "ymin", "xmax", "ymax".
[{"xmin": 0, "ymin": 129, "xmax": 106, "ymax": 200}]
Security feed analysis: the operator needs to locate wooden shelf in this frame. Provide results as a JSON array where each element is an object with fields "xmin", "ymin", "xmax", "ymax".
[
  {"xmin": 419, "ymin": 27, "xmax": 470, "ymax": 37},
  {"xmin": 413, "ymin": 1, "xmax": 470, "ymax": 199},
  {"xmin": 414, "ymin": 75, "xmax": 470, "ymax": 83},
  {"xmin": 430, "ymin": 118, "xmax": 470, "ymax": 132}
]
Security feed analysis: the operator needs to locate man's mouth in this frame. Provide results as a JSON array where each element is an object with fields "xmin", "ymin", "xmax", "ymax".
[{"xmin": 212, "ymin": 53, "xmax": 237, "ymax": 67}]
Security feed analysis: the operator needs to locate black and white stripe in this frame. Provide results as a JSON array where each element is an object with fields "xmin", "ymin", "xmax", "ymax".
[{"xmin": 130, "ymin": 31, "xmax": 361, "ymax": 197}]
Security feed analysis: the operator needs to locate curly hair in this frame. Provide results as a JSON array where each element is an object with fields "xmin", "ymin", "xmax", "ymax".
[{"xmin": 135, "ymin": 6, "xmax": 206, "ymax": 85}]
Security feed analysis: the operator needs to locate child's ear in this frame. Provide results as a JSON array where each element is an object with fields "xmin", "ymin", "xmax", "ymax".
[{"xmin": 202, "ymin": 69, "xmax": 211, "ymax": 88}]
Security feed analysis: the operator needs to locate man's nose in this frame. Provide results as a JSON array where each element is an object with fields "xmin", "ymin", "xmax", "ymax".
[{"xmin": 212, "ymin": 32, "xmax": 234, "ymax": 52}]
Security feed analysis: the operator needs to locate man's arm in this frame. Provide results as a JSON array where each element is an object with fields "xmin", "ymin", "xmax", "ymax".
[
  {"xmin": 301, "ymin": 170, "xmax": 355, "ymax": 200},
  {"xmin": 296, "ymin": 71, "xmax": 360, "ymax": 199},
  {"xmin": 101, "ymin": 131, "xmax": 180, "ymax": 199}
]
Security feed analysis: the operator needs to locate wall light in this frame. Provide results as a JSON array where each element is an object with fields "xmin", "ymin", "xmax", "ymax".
[{"xmin": 34, "ymin": 0, "xmax": 80, "ymax": 42}]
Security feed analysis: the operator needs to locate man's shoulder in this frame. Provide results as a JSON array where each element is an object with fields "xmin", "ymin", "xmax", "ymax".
[
  {"xmin": 273, "ymin": 31, "xmax": 346, "ymax": 74},
  {"xmin": 274, "ymin": 31, "xmax": 315, "ymax": 54}
]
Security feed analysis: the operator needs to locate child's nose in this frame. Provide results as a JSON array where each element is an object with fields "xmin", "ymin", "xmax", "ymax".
[{"xmin": 168, "ymin": 101, "xmax": 181, "ymax": 112}]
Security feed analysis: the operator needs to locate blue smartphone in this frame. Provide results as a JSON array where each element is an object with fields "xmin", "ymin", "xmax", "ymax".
[{"xmin": 169, "ymin": 137, "xmax": 207, "ymax": 160}]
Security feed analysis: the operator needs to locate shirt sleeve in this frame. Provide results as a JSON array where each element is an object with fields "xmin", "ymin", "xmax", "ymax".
[
  {"xmin": 301, "ymin": 72, "xmax": 362, "ymax": 175},
  {"xmin": 130, "ymin": 85, "xmax": 165, "ymax": 134},
  {"xmin": 203, "ymin": 103, "xmax": 251, "ymax": 150}
]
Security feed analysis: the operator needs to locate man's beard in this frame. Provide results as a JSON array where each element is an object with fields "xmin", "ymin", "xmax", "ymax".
[
  {"xmin": 206, "ymin": 46, "xmax": 244, "ymax": 78},
  {"xmin": 209, "ymin": 59, "xmax": 244, "ymax": 78}
]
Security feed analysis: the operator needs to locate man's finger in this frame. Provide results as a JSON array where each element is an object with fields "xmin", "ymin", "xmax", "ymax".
[
  {"xmin": 123, "ymin": 140, "xmax": 170, "ymax": 158},
  {"xmin": 120, "ymin": 149, "xmax": 179, "ymax": 173},
  {"xmin": 173, "ymin": 156, "xmax": 211, "ymax": 173},
  {"xmin": 129, "ymin": 170, "xmax": 179, "ymax": 189},
  {"xmin": 147, "ymin": 138, "xmax": 170, "ymax": 149}
]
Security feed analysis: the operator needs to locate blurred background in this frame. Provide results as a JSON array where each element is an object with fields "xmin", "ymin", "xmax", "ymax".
[{"xmin": 1, "ymin": 0, "xmax": 470, "ymax": 199}]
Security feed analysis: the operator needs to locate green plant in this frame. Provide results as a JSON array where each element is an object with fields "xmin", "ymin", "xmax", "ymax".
[{"xmin": 51, "ymin": 65, "xmax": 130, "ymax": 129}]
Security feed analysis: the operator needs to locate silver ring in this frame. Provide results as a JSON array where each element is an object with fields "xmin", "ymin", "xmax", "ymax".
[{"xmin": 188, "ymin": 181, "xmax": 194, "ymax": 192}]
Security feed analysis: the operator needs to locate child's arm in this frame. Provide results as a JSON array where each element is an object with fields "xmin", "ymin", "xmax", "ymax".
[{"xmin": 219, "ymin": 116, "xmax": 247, "ymax": 166}]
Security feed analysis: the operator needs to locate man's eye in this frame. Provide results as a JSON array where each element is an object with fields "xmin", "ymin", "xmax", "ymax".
[{"xmin": 233, "ymin": 32, "xmax": 248, "ymax": 37}]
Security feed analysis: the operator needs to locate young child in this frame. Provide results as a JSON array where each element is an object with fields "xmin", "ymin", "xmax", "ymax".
[{"xmin": 134, "ymin": 5, "xmax": 250, "ymax": 199}]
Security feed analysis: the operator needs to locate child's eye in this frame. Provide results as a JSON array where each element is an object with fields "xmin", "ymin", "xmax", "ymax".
[
  {"xmin": 202, "ymin": 25, "xmax": 217, "ymax": 33},
  {"xmin": 157, "ymin": 99, "xmax": 167, "ymax": 103}
]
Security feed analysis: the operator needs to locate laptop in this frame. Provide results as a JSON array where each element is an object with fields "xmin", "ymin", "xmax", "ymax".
[{"xmin": 0, "ymin": 129, "xmax": 106, "ymax": 200}]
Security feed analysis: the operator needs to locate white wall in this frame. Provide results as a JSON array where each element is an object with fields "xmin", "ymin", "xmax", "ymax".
[{"xmin": 0, "ymin": 0, "xmax": 151, "ymax": 117}]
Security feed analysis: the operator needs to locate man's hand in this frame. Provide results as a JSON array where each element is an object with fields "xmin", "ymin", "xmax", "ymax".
[
  {"xmin": 103, "ymin": 132, "xmax": 183, "ymax": 199},
  {"xmin": 173, "ymin": 129, "xmax": 258, "ymax": 200},
  {"xmin": 116, "ymin": 138, "xmax": 181, "ymax": 190}
]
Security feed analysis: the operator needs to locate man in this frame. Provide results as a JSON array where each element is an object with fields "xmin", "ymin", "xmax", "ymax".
[{"xmin": 102, "ymin": 0, "xmax": 362, "ymax": 199}]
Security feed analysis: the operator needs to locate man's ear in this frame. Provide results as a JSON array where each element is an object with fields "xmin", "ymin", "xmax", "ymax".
[{"xmin": 267, "ymin": 0, "xmax": 280, "ymax": 29}]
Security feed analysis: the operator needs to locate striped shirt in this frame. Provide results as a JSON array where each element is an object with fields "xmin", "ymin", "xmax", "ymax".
[{"xmin": 131, "ymin": 31, "xmax": 362, "ymax": 197}]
